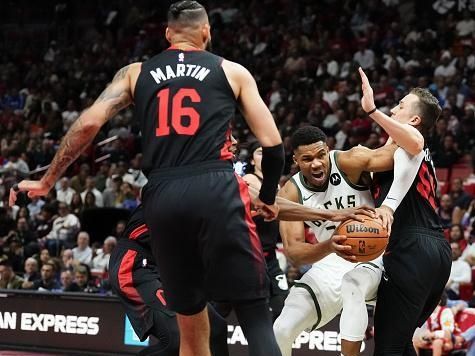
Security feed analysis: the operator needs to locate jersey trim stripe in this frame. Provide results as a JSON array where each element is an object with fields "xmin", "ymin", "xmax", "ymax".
[
  {"xmin": 290, "ymin": 176, "xmax": 303, "ymax": 204},
  {"xmin": 333, "ymin": 151, "xmax": 369, "ymax": 191},
  {"xmin": 118, "ymin": 249, "xmax": 143, "ymax": 304},
  {"xmin": 129, "ymin": 224, "xmax": 148, "ymax": 240},
  {"xmin": 294, "ymin": 282, "xmax": 322, "ymax": 330}
]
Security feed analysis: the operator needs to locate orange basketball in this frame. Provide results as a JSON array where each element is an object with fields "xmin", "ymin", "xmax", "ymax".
[{"xmin": 335, "ymin": 215, "xmax": 388, "ymax": 263}]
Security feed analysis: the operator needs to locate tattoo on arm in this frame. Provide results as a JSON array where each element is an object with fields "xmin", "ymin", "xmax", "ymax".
[{"xmin": 42, "ymin": 65, "xmax": 133, "ymax": 186}]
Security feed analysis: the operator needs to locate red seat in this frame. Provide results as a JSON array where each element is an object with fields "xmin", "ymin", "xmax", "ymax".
[
  {"xmin": 464, "ymin": 183, "xmax": 475, "ymax": 196},
  {"xmin": 455, "ymin": 308, "xmax": 475, "ymax": 332},
  {"xmin": 452, "ymin": 167, "xmax": 473, "ymax": 181},
  {"xmin": 436, "ymin": 168, "xmax": 449, "ymax": 182},
  {"xmin": 459, "ymin": 282, "xmax": 474, "ymax": 301}
]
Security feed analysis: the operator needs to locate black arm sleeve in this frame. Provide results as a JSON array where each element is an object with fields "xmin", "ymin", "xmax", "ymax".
[{"xmin": 259, "ymin": 143, "xmax": 285, "ymax": 205}]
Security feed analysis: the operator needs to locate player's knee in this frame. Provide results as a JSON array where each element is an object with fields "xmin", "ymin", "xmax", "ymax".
[{"xmin": 341, "ymin": 273, "xmax": 364, "ymax": 302}]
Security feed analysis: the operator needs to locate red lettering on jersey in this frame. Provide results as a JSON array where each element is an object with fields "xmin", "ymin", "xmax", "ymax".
[
  {"xmin": 156, "ymin": 88, "xmax": 201, "ymax": 137},
  {"xmin": 416, "ymin": 163, "xmax": 437, "ymax": 210}
]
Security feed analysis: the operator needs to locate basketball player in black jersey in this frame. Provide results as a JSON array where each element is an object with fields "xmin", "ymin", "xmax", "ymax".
[
  {"xmin": 358, "ymin": 68, "xmax": 452, "ymax": 356},
  {"xmin": 9, "ymin": 1, "xmax": 286, "ymax": 355},
  {"xmin": 243, "ymin": 141, "xmax": 288, "ymax": 320}
]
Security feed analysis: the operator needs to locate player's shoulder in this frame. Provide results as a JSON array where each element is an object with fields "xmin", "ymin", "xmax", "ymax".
[
  {"xmin": 242, "ymin": 173, "xmax": 261, "ymax": 189},
  {"xmin": 278, "ymin": 175, "xmax": 300, "ymax": 202},
  {"xmin": 221, "ymin": 59, "xmax": 252, "ymax": 78}
]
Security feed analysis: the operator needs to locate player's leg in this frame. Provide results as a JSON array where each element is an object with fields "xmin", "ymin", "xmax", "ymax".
[
  {"xmin": 340, "ymin": 260, "xmax": 382, "ymax": 356},
  {"xmin": 204, "ymin": 172, "xmax": 280, "ymax": 356},
  {"xmin": 232, "ymin": 297, "xmax": 281, "ymax": 356},
  {"xmin": 143, "ymin": 177, "xmax": 211, "ymax": 356},
  {"xmin": 207, "ymin": 303, "xmax": 229, "ymax": 356},
  {"xmin": 273, "ymin": 285, "xmax": 320, "ymax": 356}
]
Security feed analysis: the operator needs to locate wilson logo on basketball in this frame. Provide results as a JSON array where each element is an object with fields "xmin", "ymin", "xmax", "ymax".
[{"xmin": 346, "ymin": 224, "xmax": 380, "ymax": 234}]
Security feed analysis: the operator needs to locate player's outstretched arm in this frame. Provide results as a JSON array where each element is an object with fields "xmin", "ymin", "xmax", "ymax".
[
  {"xmin": 248, "ymin": 185, "xmax": 375, "ymax": 222},
  {"xmin": 359, "ymin": 67, "xmax": 424, "ymax": 155},
  {"xmin": 9, "ymin": 63, "xmax": 140, "ymax": 206}
]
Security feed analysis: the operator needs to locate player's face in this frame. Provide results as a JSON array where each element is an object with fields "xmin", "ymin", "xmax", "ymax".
[
  {"xmin": 390, "ymin": 93, "xmax": 421, "ymax": 126},
  {"xmin": 294, "ymin": 142, "xmax": 330, "ymax": 187},
  {"xmin": 251, "ymin": 147, "xmax": 263, "ymax": 171}
]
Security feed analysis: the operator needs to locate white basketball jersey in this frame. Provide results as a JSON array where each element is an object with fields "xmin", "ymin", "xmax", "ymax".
[{"xmin": 290, "ymin": 150, "xmax": 374, "ymax": 243}]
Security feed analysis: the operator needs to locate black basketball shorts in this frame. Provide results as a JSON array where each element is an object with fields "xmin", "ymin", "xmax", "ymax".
[
  {"xmin": 142, "ymin": 161, "xmax": 269, "ymax": 315},
  {"xmin": 373, "ymin": 227, "xmax": 451, "ymax": 356}
]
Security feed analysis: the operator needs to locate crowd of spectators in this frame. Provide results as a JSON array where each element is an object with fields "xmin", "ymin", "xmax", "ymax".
[{"xmin": 0, "ymin": 0, "xmax": 475, "ymax": 325}]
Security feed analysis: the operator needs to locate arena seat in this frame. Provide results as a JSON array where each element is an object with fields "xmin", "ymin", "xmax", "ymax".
[{"xmin": 459, "ymin": 282, "xmax": 474, "ymax": 301}]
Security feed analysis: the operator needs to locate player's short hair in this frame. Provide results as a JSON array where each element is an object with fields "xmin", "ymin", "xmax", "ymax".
[
  {"xmin": 168, "ymin": 1, "xmax": 207, "ymax": 26},
  {"xmin": 409, "ymin": 88, "xmax": 442, "ymax": 137},
  {"xmin": 291, "ymin": 126, "xmax": 327, "ymax": 151}
]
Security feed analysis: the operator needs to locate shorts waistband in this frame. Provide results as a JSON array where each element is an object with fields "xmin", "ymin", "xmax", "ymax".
[{"xmin": 148, "ymin": 160, "xmax": 233, "ymax": 179}]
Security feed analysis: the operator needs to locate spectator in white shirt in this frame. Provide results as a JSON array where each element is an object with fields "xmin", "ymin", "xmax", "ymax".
[
  {"xmin": 353, "ymin": 40, "xmax": 375, "ymax": 70},
  {"xmin": 91, "ymin": 236, "xmax": 117, "ymax": 273},
  {"xmin": 447, "ymin": 242, "xmax": 472, "ymax": 299},
  {"xmin": 80, "ymin": 176, "xmax": 104, "ymax": 207},
  {"xmin": 434, "ymin": 51, "xmax": 457, "ymax": 78},
  {"xmin": 61, "ymin": 99, "xmax": 79, "ymax": 133},
  {"xmin": 456, "ymin": 10, "xmax": 475, "ymax": 37},
  {"xmin": 45, "ymin": 203, "xmax": 81, "ymax": 255},
  {"xmin": 56, "ymin": 177, "xmax": 75, "ymax": 205},
  {"xmin": 72, "ymin": 231, "xmax": 93, "ymax": 266}
]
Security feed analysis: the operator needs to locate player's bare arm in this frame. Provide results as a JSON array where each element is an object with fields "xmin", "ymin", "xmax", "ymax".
[
  {"xmin": 222, "ymin": 59, "xmax": 283, "ymax": 220},
  {"xmin": 277, "ymin": 180, "xmax": 355, "ymax": 266},
  {"xmin": 359, "ymin": 67, "xmax": 424, "ymax": 155},
  {"xmin": 337, "ymin": 144, "xmax": 397, "ymax": 185},
  {"xmin": 247, "ymin": 185, "xmax": 376, "ymax": 222},
  {"xmin": 9, "ymin": 63, "xmax": 141, "ymax": 206}
]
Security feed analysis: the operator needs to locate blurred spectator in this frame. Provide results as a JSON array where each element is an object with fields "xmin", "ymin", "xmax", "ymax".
[
  {"xmin": 413, "ymin": 293, "xmax": 454, "ymax": 356},
  {"xmin": 91, "ymin": 236, "xmax": 116, "ymax": 273},
  {"xmin": 61, "ymin": 99, "xmax": 79, "ymax": 133},
  {"xmin": 74, "ymin": 265, "xmax": 90, "ymax": 292},
  {"xmin": 16, "ymin": 216, "xmax": 39, "ymax": 258},
  {"xmin": 0, "ymin": 260, "xmax": 24, "ymax": 289},
  {"xmin": 70, "ymin": 163, "xmax": 90, "ymax": 193},
  {"xmin": 35, "ymin": 205, "xmax": 56, "ymax": 240},
  {"xmin": 433, "ymin": 134, "xmax": 461, "ymax": 168},
  {"xmin": 72, "ymin": 232, "xmax": 92, "ymax": 265},
  {"xmin": 95, "ymin": 161, "xmax": 111, "ymax": 192},
  {"xmin": 80, "ymin": 176, "xmax": 104, "ymax": 207},
  {"xmin": 2, "ymin": 149, "xmax": 30, "ymax": 177},
  {"xmin": 61, "ymin": 249, "xmax": 78, "ymax": 272},
  {"xmin": 22, "ymin": 257, "xmax": 39, "ymax": 282},
  {"xmin": 60, "ymin": 270, "xmax": 81, "ymax": 292},
  {"xmin": 83, "ymin": 191, "xmax": 98, "ymax": 210},
  {"xmin": 451, "ymin": 178, "xmax": 474, "ymax": 224},
  {"xmin": 25, "ymin": 260, "xmax": 60, "ymax": 291},
  {"xmin": 69, "ymin": 192, "xmax": 83, "ymax": 216},
  {"xmin": 45, "ymin": 202, "xmax": 80, "ymax": 255},
  {"xmin": 27, "ymin": 196, "xmax": 45, "ymax": 222},
  {"xmin": 447, "ymin": 242, "xmax": 472, "ymax": 300},
  {"xmin": 437, "ymin": 194, "xmax": 454, "ymax": 229},
  {"xmin": 56, "ymin": 177, "xmax": 75, "ymax": 205},
  {"xmin": 449, "ymin": 224, "xmax": 468, "ymax": 251},
  {"xmin": 454, "ymin": 324, "xmax": 475, "ymax": 355},
  {"xmin": 102, "ymin": 175, "xmax": 122, "ymax": 207}
]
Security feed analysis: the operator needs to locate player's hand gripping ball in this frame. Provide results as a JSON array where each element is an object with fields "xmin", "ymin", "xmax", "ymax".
[{"xmin": 336, "ymin": 214, "xmax": 388, "ymax": 262}]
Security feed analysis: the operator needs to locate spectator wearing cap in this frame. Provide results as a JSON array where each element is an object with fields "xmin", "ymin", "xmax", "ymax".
[
  {"xmin": 0, "ymin": 261, "xmax": 24, "ymax": 289},
  {"xmin": 56, "ymin": 177, "xmax": 75, "ymax": 205},
  {"xmin": 72, "ymin": 232, "xmax": 92, "ymax": 266},
  {"xmin": 80, "ymin": 176, "xmax": 103, "ymax": 207},
  {"xmin": 434, "ymin": 51, "xmax": 456, "ymax": 78},
  {"xmin": 91, "ymin": 236, "xmax": 117, "ymax": 273}
]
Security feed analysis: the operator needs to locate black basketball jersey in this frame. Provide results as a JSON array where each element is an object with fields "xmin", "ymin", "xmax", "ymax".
[
  {"xmin": 250, "ymin": 174, "xmax": 280, "ymax": 253},
  {"xmin": 134, "ymin": 46, "xmax": 236, "ymax": 175},
  {"xmin": 372, "ymin": 147, "xmax": 443, "ymax": 236}
]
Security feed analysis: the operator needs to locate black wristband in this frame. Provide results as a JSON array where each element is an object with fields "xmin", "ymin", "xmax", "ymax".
[
  {"xmin": 366, "ymin": 107, "xmax": 377, "ymax": 115},
  {"xmin": 259, "ymin": 143, "xmax": 284, "ymax": 205}
]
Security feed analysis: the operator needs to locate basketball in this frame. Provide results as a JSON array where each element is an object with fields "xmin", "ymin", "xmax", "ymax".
[{"xmin": 336, "ymin": 215, "xmax": 389, "ymax": 262}]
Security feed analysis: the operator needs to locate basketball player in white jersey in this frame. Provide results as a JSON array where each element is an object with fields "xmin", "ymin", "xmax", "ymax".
[{"xmin": 273, "ymin": 125, "xmax": 404, "ymax": 356}]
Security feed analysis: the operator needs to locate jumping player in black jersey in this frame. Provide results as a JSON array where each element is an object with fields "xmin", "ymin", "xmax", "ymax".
[
  {"xmin": 9, "ymin": 1, "xmax": 286, "ymax": 355},
  {"xmin": 358, "ymin": 68, "xmax": 452, "ymax": 356}
]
